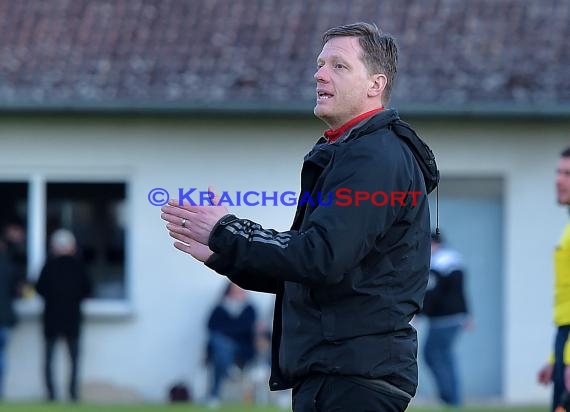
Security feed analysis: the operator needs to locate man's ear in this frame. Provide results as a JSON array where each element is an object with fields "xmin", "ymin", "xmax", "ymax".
[{"xmin": 368, "ymin": 74, "xmax": 387, "ymax": 99}]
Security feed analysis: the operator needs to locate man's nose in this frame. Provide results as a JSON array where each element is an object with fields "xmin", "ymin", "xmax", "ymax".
[{"xmin": 314, "ymin": 66, "xmax": 329, "ymax": 82}]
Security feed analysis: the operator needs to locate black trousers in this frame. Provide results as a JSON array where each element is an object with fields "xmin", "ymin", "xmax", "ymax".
[
  {"xmin": 553, "ymin": 326, "xmax": 570, "ymax": 412},
  {"xmin": 292, "ymin": 375, "xmax": 411, "ymax": 412},
  {"xmin": 44, "ymin": 335, "xmax": 79, "ymax": 401}
]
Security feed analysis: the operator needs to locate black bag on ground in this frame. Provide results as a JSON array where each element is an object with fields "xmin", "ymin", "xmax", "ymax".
[{"xmin": 168, "ymin": 381, "xmax": 192, "ymax": 403}]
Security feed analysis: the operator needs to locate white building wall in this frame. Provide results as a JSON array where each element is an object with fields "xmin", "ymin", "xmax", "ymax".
[
  {"xmin": 0, "ymin": 115, "xmax": 568, "ymax": 403},
  {"xmin": 0, "ymin": 116, "xmax": 320, "ymax": 402},
  {"xmin": 418, "ymin": 118, "xmax": 569, "ymax": 404}
]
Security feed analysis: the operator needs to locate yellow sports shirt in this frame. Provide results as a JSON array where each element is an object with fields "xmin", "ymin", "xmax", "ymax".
[
  {"xmin": 550, "ymin": 222, "xmax": 570, "ymax": 364},
  {"xmin": 555, "ymin": 222, "xmax": 570, "ymax": 326}
]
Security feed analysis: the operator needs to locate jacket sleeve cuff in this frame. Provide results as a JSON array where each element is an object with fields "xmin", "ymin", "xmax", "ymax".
[
  {"xmin": 204, "ymin": 252, "xmax": 235, "ymax": 275},
  {"xmin": 207, "ymin": 214, "xmax": 239, "ymax": 252},
  {"xmin": 205, "ymin": 214, "xmax": 241, "ymax": 274}
]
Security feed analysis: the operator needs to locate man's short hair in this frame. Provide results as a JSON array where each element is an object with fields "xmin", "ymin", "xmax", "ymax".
[
  {"xmin": 322, "ymin": 22, "xmax": 398, "ymax": 104},
  {"xmin": 561, "ymin": 147, "xmax": 570, "ymax": 158}
]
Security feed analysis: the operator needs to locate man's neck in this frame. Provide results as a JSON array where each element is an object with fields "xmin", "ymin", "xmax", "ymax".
[{"xmin": 324, "ymin": 107, "xmax": 383, "ymax": 144}]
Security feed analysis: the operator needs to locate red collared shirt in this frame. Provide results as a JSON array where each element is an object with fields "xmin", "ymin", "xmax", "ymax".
[{"xmin": 324, "ymin": 108, "xmax": 384, "ymax": 144}]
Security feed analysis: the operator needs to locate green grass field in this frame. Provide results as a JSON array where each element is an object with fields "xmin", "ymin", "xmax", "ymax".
[{"xmin": 0, "ymin": 404, "xmax": 549, "ymax": 412}]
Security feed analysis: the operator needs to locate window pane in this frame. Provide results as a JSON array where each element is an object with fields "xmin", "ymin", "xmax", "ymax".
[
  {"xmin": 46, "ymin": 183, "xmax": 126, "ymax": 300},
  {"xmin": 0, "ymin": 181, "xmax": 28, "ymax": 281}
]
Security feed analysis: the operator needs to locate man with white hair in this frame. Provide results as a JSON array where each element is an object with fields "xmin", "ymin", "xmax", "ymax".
[{"xmin": 36, "ymin": 229, "xmax": 92, "ymax": 402}]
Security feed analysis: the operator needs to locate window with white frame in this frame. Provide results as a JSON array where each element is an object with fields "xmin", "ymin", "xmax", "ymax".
[{"xmin": 1, "ymin": 180, "xmax": 127, "ymax": 301}]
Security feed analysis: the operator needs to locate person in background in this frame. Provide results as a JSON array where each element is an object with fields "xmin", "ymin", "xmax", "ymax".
[
  {"xmin": 420, "ymin": 231, "xmax": 471, "ymax": 406},
  {"xmin": 538, "ymin": 147, "xmax": 570, "ymax": 412},
  {"xmin": 36, "ymin": 229, "xmax": 92, "ymax": 402},
  {"xmin": 206, "ymin": 282, "xmax": 257, "ymax": 407},
  {"xmin": 0, "ymin": 234, "xmax": 19, "ymax": 400},
  {"xmin": 1, "ymin": 222, "xmax": 27, "ymax": 283}
]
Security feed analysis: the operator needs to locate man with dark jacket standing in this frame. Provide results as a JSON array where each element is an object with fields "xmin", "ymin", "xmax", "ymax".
[
  {"xmin": 162, "ymin": 22, "xmax": 438, "ymax": 411},
  {"xmin": 0, "ymin": 235, "xmax": 19, "ymax": 400},
  {"xmin": 420, "ymin": 232, "xmax": 471, "ymax": 406},
  {"xmin": 36, "ymin": 229, "xmax": 92, "ymax": 402}
]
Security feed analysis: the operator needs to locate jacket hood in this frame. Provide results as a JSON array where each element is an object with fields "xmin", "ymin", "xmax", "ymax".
[
  {"xmin": 344, "ymin": 110, "xmax": 439, "ymax": 194},
  {"xmin": 390, "ymin": 117, "xmax": 439, "ymax": 195}
]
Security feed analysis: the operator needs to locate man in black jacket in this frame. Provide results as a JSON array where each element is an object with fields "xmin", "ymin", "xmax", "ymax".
[
  {"xmin": 419, "ymin": 232, "xmax": 471, "ymax": 406},
  {"xmin": 0, "ymin": 235, "xmax": 19, "ymax": 400},
  {"xmin": 162, "ymin": 22, "xmax": 437, "ymax": 411},
  {"xmin": 36, "ymin": 229, "xmax": 92, "ymax": 402}
]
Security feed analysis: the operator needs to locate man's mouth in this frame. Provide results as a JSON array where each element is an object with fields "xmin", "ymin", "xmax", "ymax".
[{"xmin": 317, "ymin": 91, "xmax": 334, "ymax": 101}]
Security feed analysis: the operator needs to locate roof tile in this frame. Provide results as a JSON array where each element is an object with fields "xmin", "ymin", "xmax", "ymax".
[{"xmin": 0, "ymin": 0, "xmax": 568, "ymax": 110}]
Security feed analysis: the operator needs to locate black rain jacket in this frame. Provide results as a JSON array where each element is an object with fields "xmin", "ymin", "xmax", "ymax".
[{"xmin": 205, "ymin": 109, "xmax": 436, "ymax": 397}]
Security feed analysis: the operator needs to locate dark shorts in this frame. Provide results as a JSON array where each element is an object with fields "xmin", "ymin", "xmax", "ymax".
[{"xmin": 292, "ymin": 375, "xmax": 411, "ymax": 412}]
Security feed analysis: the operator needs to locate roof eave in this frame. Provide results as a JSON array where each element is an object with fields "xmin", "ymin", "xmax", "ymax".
[{"xmin": 0, "ymin": 101, "xmax": 569, "ymax": 119}]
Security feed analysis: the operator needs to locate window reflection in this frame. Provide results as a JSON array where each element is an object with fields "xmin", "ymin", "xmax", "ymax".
[
  {"xmin": 46, "ymin": 183, "xmax": 126, "ymax": 300},
  {"xmin": 0, "ymin": 182, "xmax": 28, "ymax": 282}
]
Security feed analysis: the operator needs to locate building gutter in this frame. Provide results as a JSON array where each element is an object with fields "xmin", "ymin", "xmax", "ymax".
[{"xmin": 0, "ymin": 101, "xmax": 569, "ymax": 119}]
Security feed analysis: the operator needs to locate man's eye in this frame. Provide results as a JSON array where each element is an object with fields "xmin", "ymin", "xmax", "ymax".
[{"xmin": 334, "ymin": 64, "xmax": 345, "ymax": 69}]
